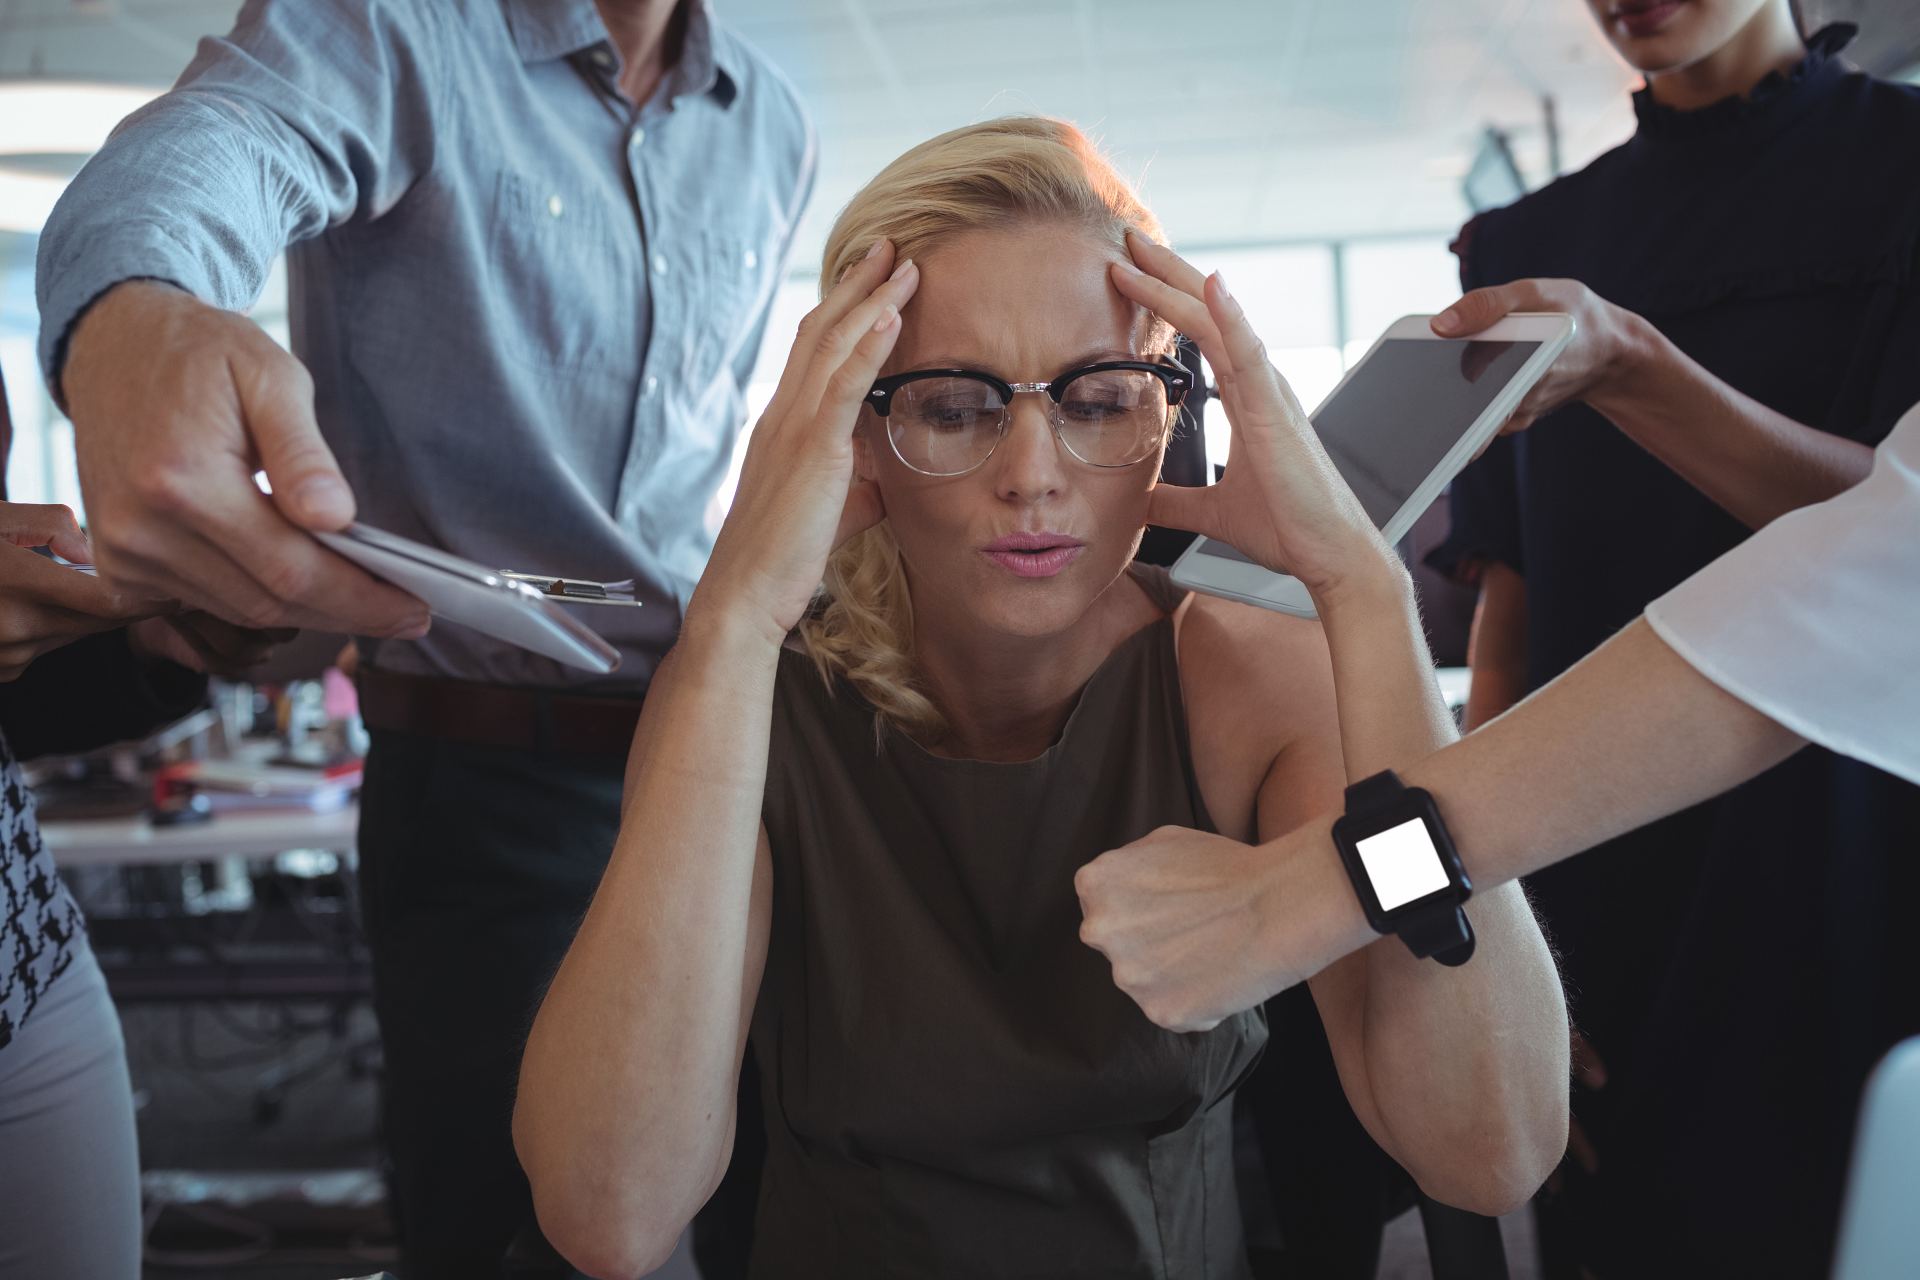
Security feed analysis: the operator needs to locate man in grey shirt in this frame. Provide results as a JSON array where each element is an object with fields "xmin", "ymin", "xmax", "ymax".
[{"xmin": 39, "ymin": 0, "xmax": 814, "ymax": 1274}]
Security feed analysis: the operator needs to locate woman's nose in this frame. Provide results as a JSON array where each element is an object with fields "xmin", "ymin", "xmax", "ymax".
[{"xmin": 991, "ymin": 398, "xmax": 1068, "ymax": 501}]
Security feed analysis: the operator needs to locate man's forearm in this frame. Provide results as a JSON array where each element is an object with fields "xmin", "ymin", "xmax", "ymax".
[
  {"xmin": 34, "ymin": 0, "xmax": 435, "ymax": 397},
  {"xmin": 1592, "ymin": 321, "xmax": 1874, "ymax": 529}
]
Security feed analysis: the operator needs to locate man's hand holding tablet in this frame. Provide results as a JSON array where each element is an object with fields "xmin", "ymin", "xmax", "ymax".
[{"xmin": 61, "ymin": 281, "xmax": 431, "ymax": 640}]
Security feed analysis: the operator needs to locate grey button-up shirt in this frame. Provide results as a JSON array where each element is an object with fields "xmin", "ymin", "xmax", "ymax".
[{"xmin": 36, "ymin": 0, "xmax": 815, "ymax": 689}]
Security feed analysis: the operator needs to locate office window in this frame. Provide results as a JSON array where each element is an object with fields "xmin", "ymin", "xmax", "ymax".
[{"xmin": 1340, "ymin": 237, "xmax": 1463, "ymax": 367}]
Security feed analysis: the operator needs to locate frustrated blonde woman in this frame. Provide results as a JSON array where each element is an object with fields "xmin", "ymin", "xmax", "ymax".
[{"xmin": 514, "ymin": 118, "xmax": 1570, "ymax": 1279}]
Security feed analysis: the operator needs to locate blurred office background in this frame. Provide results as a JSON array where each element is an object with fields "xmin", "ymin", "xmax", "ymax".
[{"xmin": 1, "ymin": 2, "xmax": 1916, "ymax": 1277}]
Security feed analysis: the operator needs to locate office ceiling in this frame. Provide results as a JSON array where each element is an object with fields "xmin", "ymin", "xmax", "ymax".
[{"xmin": 0, "ymin": 0, "xmax": 1657, "ymax": 257}]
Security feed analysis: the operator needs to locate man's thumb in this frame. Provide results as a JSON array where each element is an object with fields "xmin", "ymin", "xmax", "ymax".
[{"xmin": 247, "ymin": 363, "xmax": 355, "ymax": 530}]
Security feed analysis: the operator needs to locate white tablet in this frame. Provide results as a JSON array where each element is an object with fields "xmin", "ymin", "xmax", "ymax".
[
  {"xmin": 313, "ymin": 523, "xmax": 624, "ymax": 675},
  {"xmin": 1171, "ymin": 312, "xmax": 1576, "ymax": 618}
]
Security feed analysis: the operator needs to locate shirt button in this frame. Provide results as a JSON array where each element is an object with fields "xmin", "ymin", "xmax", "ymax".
[
  {"xmin": 546, "ymin": 194, "xmax": 564, "ymax": 219},
  {"xmin": 652, "ymin": 253, "xmax": 669, "ymax": 275},
  {"xmin": 628, "ymin": 127, "xmax": 646, "ymax": 151},
  {"xmin": 644, "ymin": 375, "xmax": 660, "ymax": 397},
  {"xmin": 592, "ymin": 48, "xmax": 614, "ymax": 70},
  {"xmin": 743, "ymin": 249, "xmax": 759, "ymax": 271}
]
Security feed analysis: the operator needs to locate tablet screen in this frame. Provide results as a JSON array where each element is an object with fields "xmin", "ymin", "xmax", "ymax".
[
  {"xmin": 1200, "ymin": 338, "xmax": 1539, "ymax": 544},
  {"xmin": 1314, "ymin": 338, "xmax": 1538, "ymax": 527}
]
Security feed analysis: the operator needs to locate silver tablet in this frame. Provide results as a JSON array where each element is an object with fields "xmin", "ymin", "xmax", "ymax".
[
  {"xmin": 313, "ymin": 523, "xmax": 624, "ymax": 675},
  {"xmin": 1171, "ymin": 312, "xmax": 1576, "ymax": 618}
]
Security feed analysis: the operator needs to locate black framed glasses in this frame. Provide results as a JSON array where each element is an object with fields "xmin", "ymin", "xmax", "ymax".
[{"xmin": 865, "ymin": 360, "xmax": 1193, "ymax": 477}]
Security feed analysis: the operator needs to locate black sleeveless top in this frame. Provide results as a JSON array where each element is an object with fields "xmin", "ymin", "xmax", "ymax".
[{"xmin": 752, "ymin": 563, "xmax": 1266, "ymax": 1278}]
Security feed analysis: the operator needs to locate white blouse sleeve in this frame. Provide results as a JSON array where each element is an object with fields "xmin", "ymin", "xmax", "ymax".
[{"xmin": 1644, "ymin": 401, "xmax": 1920, "ymax": 787}]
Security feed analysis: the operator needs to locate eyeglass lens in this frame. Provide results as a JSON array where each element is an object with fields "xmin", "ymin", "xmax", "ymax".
[{"xmin": 886, "ymin": 369, "xmax": 1171, "ymax": 476}]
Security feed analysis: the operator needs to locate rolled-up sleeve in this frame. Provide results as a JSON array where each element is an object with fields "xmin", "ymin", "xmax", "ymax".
[
  {"xmin": 34, "ymin": 0, "xmax": 443, "ymax": 396},
  {"xmin": 1645, "ymin": 402, "xmax": 1920, "ymax": 786}
]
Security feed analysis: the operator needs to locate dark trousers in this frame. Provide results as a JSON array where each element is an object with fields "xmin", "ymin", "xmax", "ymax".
[
  {"xmin": 1241, "ymin": 985, "xmax": 1392, "ymax": 1278},
  {"xmin": 1241, "ymin": 985, "xmax": 1509, "ymax": 1280},
  {"xmin": 358, "ymin": 729, "xmax": 764, "ymax": 1279}
]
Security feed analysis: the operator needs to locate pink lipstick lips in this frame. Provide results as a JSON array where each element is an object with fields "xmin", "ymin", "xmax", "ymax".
[
  {"xmin": 1612, "ymin": 0, "xmax": 1684, "ymax": 38},
  {"xmin": 980, "ymin": 531, "xmax": 1086, "ymax": 579}
]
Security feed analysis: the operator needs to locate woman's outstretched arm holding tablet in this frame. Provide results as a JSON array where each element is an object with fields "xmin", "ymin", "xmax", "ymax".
[{"xmin": 1433, "ymin": 278, "xmax": 1875, "ymax": 529}]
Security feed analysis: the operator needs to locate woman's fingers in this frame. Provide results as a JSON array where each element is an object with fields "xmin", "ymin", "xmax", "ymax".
[
  {"xmin": 791, "ymin": 259, "xmax": 920, "ymax": 429},
  {"xmin": 1113, "ymin": 239, "xmax": 1264, "ymax": 440},
  {"xmin": 1124, "ymin": 231, "xmax": 1213, "ymax": 301},
  {"xmin": 1202, "ymin": 271, "xmax": 1307, "ymax": 423},
  {"xmin": 1143, "ymin": 482, "xmax": 1225, "ymax": 544},
  {"xmin": 1108, "ymin": 261, "xmax": 1231, "ymax": 382},
  {"xmin": 818, "ymin": 287, "xmax": 908, "ymax": 429},
  {"xmin": 1433, "ymin": 278, "xmax": 1585, "ymax": 337},
  {"xmin": 1433, "ymin": 282, "xmax": 1535, "ymax": 337},
  {"xmin": 762, "ymin": 238, "xmax": 898, "ymax": 428}
]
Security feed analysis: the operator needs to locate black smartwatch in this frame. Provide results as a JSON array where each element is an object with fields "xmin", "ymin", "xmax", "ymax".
[{"xmin": 1331, "ymin": 770, "xmax": 1476, "ymax": 966}]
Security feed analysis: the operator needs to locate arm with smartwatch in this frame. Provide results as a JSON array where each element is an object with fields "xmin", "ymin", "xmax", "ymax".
[
  {"xmin": 1079, "ymin": 618, "xmax": 1802, "ymax": 1038},
  {"xmin": 1078, "ymin": 392, "xmax": 1920, "ymax": 1040},
  {"xmin": 1082, "ymin": 237, "xmax": 1569, "ymax": 1213}
]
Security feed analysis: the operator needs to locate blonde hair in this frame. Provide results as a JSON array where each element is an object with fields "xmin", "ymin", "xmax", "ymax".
[{"xmin": 797, "ymin": 116, "xmax": 1172, "ymax": 743}]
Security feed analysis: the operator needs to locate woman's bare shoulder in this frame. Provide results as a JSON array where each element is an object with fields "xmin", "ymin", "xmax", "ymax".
[
  {"xmin": 1174, "ymin": 590, "xmax": 1339, "ymax": 837},
  {"xmin": 1176, "ymin": 591, "xmax": 1334, "ymax": 711}
]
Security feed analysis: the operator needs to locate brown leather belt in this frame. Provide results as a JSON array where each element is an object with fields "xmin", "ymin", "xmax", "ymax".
[{"xmin": 356, "ymin": 667, "xmax": 645, "ymax": 755}]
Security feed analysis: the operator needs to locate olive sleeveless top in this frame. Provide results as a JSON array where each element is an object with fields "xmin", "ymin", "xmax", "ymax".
[{"xmin": 751, "ymin": 563, "xmax": 1267, "ymax": 1278}]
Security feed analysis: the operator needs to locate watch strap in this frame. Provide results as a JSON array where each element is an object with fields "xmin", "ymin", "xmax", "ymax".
[
  {"xmin": 1343, "ymin": 769, "xmax": 1406, "ymax": 810},
  {"xmin": 1343, "ymin": 770, "xmax": 1475, "ymax": 966},
  {"xmin": 1399, "ymin": 904, "xmax": 1476, "ymax": 967}
]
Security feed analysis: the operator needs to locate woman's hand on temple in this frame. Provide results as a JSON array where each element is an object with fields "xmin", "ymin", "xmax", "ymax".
[
  {"xmin": 1108, "ymin": 233, "xmax": 1394, "ymax": 603},
  {"xmin": 685, "ymin": 240, "xmax": 920, "ymax": 647},
  {"xmin": 1431, "ymin": 277, "xmax": 1652, "ymax": 435}
]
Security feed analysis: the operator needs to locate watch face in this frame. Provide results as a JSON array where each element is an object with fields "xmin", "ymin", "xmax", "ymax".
[
  {"xmin": 1333, "ymin": 789, "xmax": 1467, "ymax": 928},
  {"xmin": 1355, "ymin": 816, "xmax": 1452, "ymax": 911}
]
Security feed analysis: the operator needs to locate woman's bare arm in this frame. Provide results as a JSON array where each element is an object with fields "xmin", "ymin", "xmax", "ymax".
[
  {"xmin": 1462, "ymin": 563, "xmax": 1528, "ymax": 732},
  {"xmin": 513, "ymin": 620, "xmax": 777, "ymax": 1279},
  {"xmin": 1083, "ymin": 236, "xmax": 1567, "ymax": 1212},
  {"xmin": 513, "ymin": 241, "xmax": 921, "ymax": 1280},
  {"xmin": 1261, "ymin": 564, "xmax": 1568, "ymax": 1216},
  {"xmin": 1076, "ymin": 617, "xmax": 1804, "ymax": 1065}
]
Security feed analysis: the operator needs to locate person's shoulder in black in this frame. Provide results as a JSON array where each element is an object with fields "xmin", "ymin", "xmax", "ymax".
[{"xmin": 1455, "ymin": 24, "xmax": 1920, "ymax": 306}]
